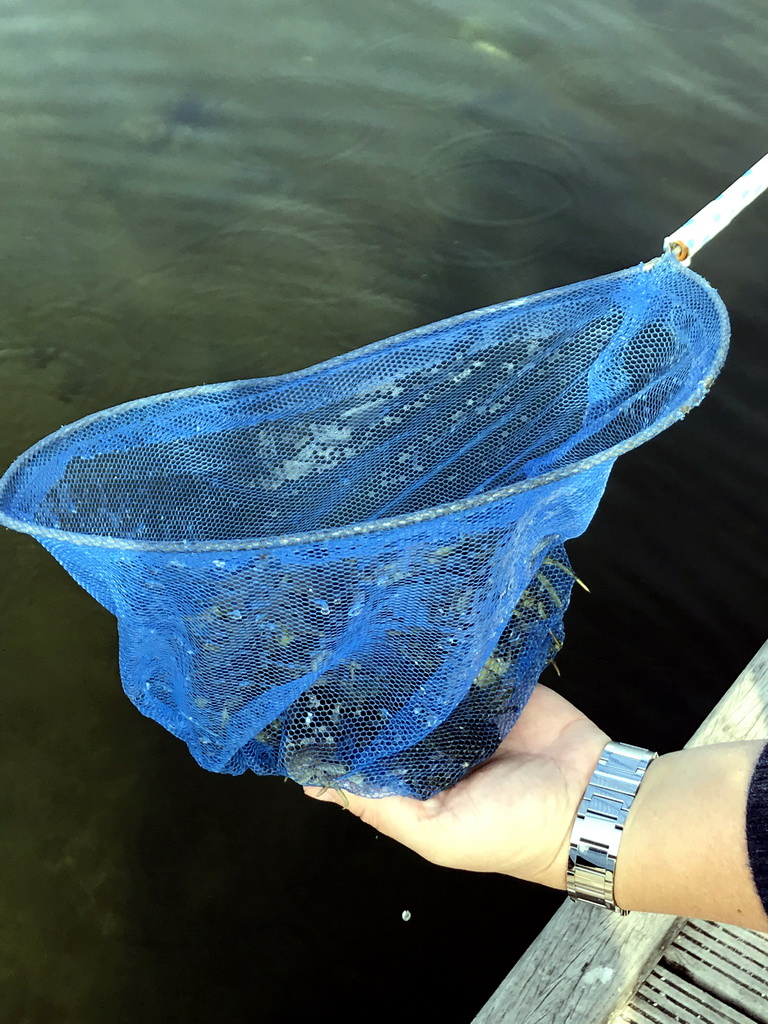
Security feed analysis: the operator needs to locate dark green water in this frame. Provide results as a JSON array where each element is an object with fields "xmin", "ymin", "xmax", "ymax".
[{"xmin": 1, "ymin": 0, "xmax": 767, "ymax": 1020}]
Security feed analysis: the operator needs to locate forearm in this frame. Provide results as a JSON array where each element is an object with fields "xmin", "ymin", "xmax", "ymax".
[{"xmin": 614, "ymin": 740, "xmax": 768, "ymax": 931}]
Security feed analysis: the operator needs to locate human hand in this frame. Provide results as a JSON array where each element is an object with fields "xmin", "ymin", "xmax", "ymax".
[{"xmin": 305, "ymin": 684, "xmax": 609, "ymax": 890}]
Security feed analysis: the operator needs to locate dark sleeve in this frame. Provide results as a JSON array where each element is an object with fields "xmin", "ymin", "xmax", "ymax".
[{"xmin": 746, "ymin": 741, "xmax": 768, "ymax": 914}]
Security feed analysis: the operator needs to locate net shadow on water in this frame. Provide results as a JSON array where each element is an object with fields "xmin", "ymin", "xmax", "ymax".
[
  {"xmin": 415, "ymin": 127, "xmax": 585, "ymax": 276},
  {"xmin": 419, "ymin": 130, "xmax": 578, "ymax": 229}
]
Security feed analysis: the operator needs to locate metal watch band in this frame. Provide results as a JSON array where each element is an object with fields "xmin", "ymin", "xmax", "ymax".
[{"xmin": 566, "ymin": 741, "xmax": 658, "ymax": 915}]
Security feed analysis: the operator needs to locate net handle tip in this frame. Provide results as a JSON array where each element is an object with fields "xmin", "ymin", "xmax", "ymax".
[
  {"xmin": 663, "ymin": 152, "xmax": 768, "ymax": 264},
  {"xmin": 664, "ymin": 237, "xmax": 691, "ymax": 266}
]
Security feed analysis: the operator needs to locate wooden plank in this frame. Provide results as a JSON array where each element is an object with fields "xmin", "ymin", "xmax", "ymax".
[
  {"xmin": 472, "ymin": 639, "xmax": 768, "ymax": 1024},
  {"xmin": 663, "ymin": 920, "xmax": 768, "ymax": 1023},
  {"xmin": 687, "ymin": 641, "xmax": 768, "ymax": 747},
  {"xmin": 472, "ymin": 904, "xmax": 681, "ymax": 1024},
  {"xmin": 613, "ymin": 964, "xmax": 757, "ymax": 1024}
]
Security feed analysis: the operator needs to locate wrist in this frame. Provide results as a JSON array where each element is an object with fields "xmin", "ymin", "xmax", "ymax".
[
  {"xmin": 614, "ymin": 741, "xmax": 768, "ymax": 928},
  {"xmin": 534, "ymin": 728, "xmax": 611, "ymax": 891}
]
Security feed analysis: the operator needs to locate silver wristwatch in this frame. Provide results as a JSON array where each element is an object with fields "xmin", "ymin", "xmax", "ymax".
[{"xmin": 566, "ymin": 741, "xmax": 658, "ymax": 915}]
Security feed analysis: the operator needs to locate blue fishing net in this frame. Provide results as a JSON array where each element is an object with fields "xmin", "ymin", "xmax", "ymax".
[{"xmin": 0, "ymin": 254, "xmax": 728, "ymax": 798}]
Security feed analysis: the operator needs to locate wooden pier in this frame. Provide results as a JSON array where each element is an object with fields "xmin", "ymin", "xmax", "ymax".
[{"xmin": 473, "ymin": 640, "xmax": 768, "ymax": 1024}]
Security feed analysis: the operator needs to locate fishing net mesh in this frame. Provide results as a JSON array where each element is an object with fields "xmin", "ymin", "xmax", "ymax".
[{"xmin": 0, "ymin": 254, "xmax": 728, "ymax": 797}]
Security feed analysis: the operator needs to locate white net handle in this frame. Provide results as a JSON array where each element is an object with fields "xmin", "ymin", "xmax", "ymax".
[{"xmin": 664, "ymin": 153, "xmax": 768, "ymax": 266}]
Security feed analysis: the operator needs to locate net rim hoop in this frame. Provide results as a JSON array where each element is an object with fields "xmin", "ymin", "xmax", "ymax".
[{"xmin": 0, "ymin": 257, "xmax": 729, "ymax": 554}]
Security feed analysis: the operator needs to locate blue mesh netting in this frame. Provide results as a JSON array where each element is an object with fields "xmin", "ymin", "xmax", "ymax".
[{"xmin": 0, "ymin": 254, "xmax": 728, "ymax": 798}]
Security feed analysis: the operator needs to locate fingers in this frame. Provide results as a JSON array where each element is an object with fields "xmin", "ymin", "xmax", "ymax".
[
  {"xmin": 304, "ymin": 784, "xmax": 417, "ymax": 827},
  {"xmin": 303, "ymin": 784, "xmax": 445, "ymax": 856},
  {"xmin": 304, "ymin": 785, "xmax": 343, "ymax": 806}
]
